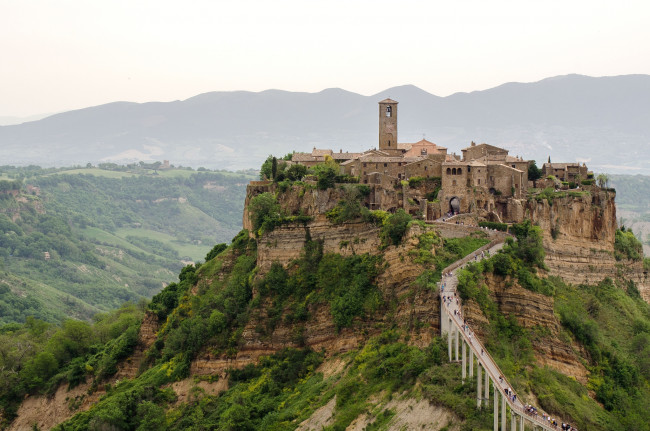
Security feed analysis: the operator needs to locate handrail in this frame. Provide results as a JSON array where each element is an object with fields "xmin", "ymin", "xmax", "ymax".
[
  {"xmin": 443, "ymin": 304, "xmax": 561, "ymax": 430},
  {"xmin": 440, "ymin": 239, "xmax": 574, "ymax": 431}
]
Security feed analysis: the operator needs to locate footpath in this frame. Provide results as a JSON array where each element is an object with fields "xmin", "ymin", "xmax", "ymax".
[{"xmin": 439, "ymin": 237, "xmax": 576, "ymax": 431}]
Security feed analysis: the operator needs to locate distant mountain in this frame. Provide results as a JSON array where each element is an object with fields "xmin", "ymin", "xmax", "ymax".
[{"xmin": 1, "ymin": 74, "xmax": 649, "ymax": 173}]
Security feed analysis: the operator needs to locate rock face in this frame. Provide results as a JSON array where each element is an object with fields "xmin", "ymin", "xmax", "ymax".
[
  {"xmin": 515, "ymin": 189, "xmax": 649, "ymax": 302},
  {"xmin": 192, "ymin": 221, "xmax": 441, "ymax": 376},
  {"xmin": 256, "ymin": 215, "xmax": 382, "ymax": 274},
  {"xmin": 465, "ymin": 273, "xmax": 588, "ymax": 382},
  {"xmin": 9, "ymin": 311, "xmax": 160, "ymax": 431}
]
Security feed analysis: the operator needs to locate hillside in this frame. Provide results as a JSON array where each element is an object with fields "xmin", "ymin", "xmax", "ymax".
[
  {"xmin": 0, "ymin": 166, "xmax": 255, "ymax": 324},
  {"xmin": 1, "ymin": 74, "xmax": 650, "ymax": 174},
  {"xmin": 610, "ymin": 174, "xmax": 650, "ymax": 256},
  {"xmin": 2, "ymin": 177, "xmax": 648, "ymax": 430}
]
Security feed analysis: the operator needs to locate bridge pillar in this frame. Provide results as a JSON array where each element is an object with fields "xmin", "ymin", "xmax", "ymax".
[
  {"xmin": 476, "ymin": 364, "xmax": 482, "ymax": 408},
  {"xmin": 440, "ymin": 294, "xmax": 448, "ymax": 335},
  {"xmin": 455, "ymin": 328, "xmax": 459, "ymax": 361},
  {"xmin": 501, "ymin": 392, "xmax": 506, "ymax": 431},
  {"xmin": 469, "ymin": 349, "xmax": 474, "ymax": 378},
  {"xmin": 447, "ymin": 327, "xmax": 452, "ymax": 362},
  {"xmin": 461, "ymin": 341, "xmax": 467, "ymax": 381},
  {"xmin": 484, "ymin": 372, "xmax": 489, "ymax": 407},
  {"xmin": 519, "ymin": 414, "xmax": 524, "ymax": 431},
  {"xmin": 493, "ymin": 387, "xmax": 498, "ymax": 431},
  {"xmin": 511, "ymin": 411, "xmax": 516, "ymax": 430}
]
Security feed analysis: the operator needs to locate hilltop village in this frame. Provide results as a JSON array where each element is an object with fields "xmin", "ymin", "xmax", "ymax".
[{"xmin": 284, "ymin": 99, "xmax": 591, "ymax": 223}]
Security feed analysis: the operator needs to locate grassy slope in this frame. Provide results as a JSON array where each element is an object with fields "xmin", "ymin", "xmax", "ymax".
[
  {"xmin": 44, "ymin": 223, "xmax": 495, "ymax": 430},
  {"xmin": 456, "ymin": 235, "xmax": 650, "ymax": 430},
  {"xmin": 0, "ymin": 166, "xmax": 255, "ymax": 324}
]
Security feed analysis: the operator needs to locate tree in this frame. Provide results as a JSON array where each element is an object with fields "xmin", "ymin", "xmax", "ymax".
[
  {"xmin": 286, "ymin": 164, "xmax": 307, "ymax": 181},
  {"xmin": 205, "ymin": 243, "xmax": 228, "ymax": 261},
  {"xmin": 381, "ymin": 209, "xmax": 412, "ymax": 246},
  {"xmin": 248, "ymin": 192, "xmax": 281, "ymax": 232},
  {"xmin": 528, "ymin": 160, "xmax": 542, "ymax": 181},
  {"xmin": 260, "ymin": 155, "xmax": 274, "ymax": 180},
  {"xmin": 271, "ymin": 157, "xmax": 278, "ymax": 180},
  {"xmin": 597, "ymin": 173, "xmax": 610, "ymax": 188},
  {"xmin": 312, "ymin": 158, "xmax": 339, "ymax": 190}
]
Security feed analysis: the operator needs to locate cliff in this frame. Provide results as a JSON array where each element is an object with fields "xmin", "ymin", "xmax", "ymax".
[
  {"xmin": 193, "ymin": 219, "xmax": 441, "ymax": 377},
  {"xmin": 8, "ymin": 181, "xmax": 650, "ymax": 430},
  {"xmin": 509, "ymin": 188, "xmax": 650, "ymax": 302}
]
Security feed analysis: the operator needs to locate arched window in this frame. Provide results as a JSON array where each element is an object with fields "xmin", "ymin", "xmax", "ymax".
[
  {"xmin": 386, "ymin": 106, "xmax": 392, "ymax": 117},
  {"xmin": 446, "ymin": 168, "xmax": 451, "ymax": 175},
  {"xmin": 457, "ymin": 168, "xmax": 462, "ymax": 175},
  {"xmin": 452, "ymin": 168, "xmax": 457, "ymax": 175}
]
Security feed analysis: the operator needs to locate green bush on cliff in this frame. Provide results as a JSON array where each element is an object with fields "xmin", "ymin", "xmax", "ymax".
[
  {"xmin": 256, "ymin": 238, "xmax": 383, "ymax": 331},
  {"xmin": 379, "ymin": 209, "xmax": 412, "ymax": 247},
  {"xmin": 248, "ymin": 192, "xmax": 281, "ymax": 235},
  {"xmin": 614, "ymin": 228, "xmax": 643, "ymax": 261}
]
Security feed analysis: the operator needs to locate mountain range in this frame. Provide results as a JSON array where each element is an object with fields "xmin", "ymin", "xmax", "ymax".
[{"xmin": 1, "ymin": 74, "xmax": 649, "ymax": 174}]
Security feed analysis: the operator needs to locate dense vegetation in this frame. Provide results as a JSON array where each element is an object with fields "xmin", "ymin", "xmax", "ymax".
[
  {"xmin": 0, "ymin": 303, "xmax": 145, "ymax": 427},
  {"xmin": 0, "ymin": 165, "xmax": 254, "ymax": 324},
  {"xmin": 0, "ymin": 214, "xmax": 489, "ymax": 430},
  {"xmin": 456, "ymin": 221, "xmax": 650, "ymax": 430},
  {"xmin": 614, "ymin": 227, "xmax": 643, "ymax": 261}
]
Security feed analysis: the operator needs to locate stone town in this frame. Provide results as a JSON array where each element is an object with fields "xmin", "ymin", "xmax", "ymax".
[{"xmin": 289, "ymin": 99, "xmax": 590, "ymax": 223}]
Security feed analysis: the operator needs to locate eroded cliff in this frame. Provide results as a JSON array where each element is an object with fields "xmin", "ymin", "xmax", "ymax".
[{"xmin": 509, "ymin": 188, "xmax": 649, "ymax": 302}]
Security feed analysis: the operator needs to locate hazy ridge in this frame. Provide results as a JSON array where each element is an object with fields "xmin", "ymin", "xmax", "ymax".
[{"xmin": 1, "ymin": 74, "xmax": 649, "ymax": 173}]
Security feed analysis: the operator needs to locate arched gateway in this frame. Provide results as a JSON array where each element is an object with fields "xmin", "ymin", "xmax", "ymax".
[{"xmin": 449, "ymin": 196, "xmax": 460, "ymax": 214}]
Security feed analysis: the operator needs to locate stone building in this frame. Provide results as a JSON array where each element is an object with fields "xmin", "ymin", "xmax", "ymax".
[
  {"xmin": 542, "ymin": 162, "xmax": 589, "ymax": 183},
  {"xmin": 289, "ymin": 98, "xmax": 588, "ymax": 222}
]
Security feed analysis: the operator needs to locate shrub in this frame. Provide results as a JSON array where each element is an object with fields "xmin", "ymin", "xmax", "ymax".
[
  {"xmin": 478, "ymin": 221, "xmax": 508, "ymax": 231},
  {"xmin": 408, "ymin": 176, "xmax": 425, "ymax": 188},
  {"xmin": 614, "ymin": 229, "xmax": 642, "ymax": 261},
  {"xmin": 205, "ymin": 243, "xmax": 227, "ymax": 261},
  {"xmin": 380, "ymin": 209, "xmax": 412, "ymax": 246},
  {"xmin": 286, "ymin": 164, "xmax": 307, "ymax": 181},
  {"xmin": 248, "ymin": 192, "xmax": 281, "ymax": 234},
  {"xmin": 357, "ymin": 184, "xmax": 371, "ymax": 197},
  {"xmin": 528, "ymin": 161, "xmax": 542, "ymax": 181}
]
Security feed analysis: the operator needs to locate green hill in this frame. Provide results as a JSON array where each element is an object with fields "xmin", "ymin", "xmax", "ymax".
[
  {"xmin": 0, "ymin": 165, "xmax": 255, "ymax": 324},
  {"xmin": 0, "ymin": 215, "xmax": 647, "ymax": 430}
]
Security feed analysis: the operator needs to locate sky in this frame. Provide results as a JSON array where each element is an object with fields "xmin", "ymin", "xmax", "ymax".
[{"xmin": 1, "ymin": 0, "xmax": 649, "ymax": 118}]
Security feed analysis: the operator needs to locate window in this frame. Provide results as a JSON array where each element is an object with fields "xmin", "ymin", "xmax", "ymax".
[
  {"xmin": 457, "ymin": 168, "xmax": 462, "ymax": 175},
  {"xmin": 478, "ymin": 179, "xmax": 481, "ymax": 184},
  {"xmin": 452, "ymin": 180, "xmax": 457, "ymax": 186},
  {"xmin": 386, "ymin": 106, "xmax": 392, "ymax": 117},
  {"xmin": 363, "ymin": 163, "xmax": 367, "ymax": 167},
  {"xmin": 421, "ymin": 149, "xmax": 427, "ymax": 155},
  {"xmin": 384, "ymin": 163, "xmax": 387, "ymax": 167},
  {"xmin": 452, "ymin": 168, "xmax": 457, "ymax": 175},
  {"xmin": 446, "ymin": 168, "xmax": 451, "ymax": 175}
]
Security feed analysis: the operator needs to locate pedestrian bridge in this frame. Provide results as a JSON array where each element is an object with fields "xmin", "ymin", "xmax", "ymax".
[{"xmin": 439, "ymin": 238, "xmax": 575, "ymax": 431}]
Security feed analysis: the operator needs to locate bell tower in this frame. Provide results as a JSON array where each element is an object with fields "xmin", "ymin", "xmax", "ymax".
[{"xmin": 378, "ymin": 98, "xmax": 398, "ymax": 153}]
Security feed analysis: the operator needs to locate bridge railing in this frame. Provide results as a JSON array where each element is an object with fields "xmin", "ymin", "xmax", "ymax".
[{"xmin": 442, "ymin": 303, "xmax": 566, "ymax": 431}]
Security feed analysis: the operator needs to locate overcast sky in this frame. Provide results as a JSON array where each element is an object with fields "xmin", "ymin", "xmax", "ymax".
[{"xmin": 1, "ymin": 0, "xmax": 649, "ymax": 117}]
